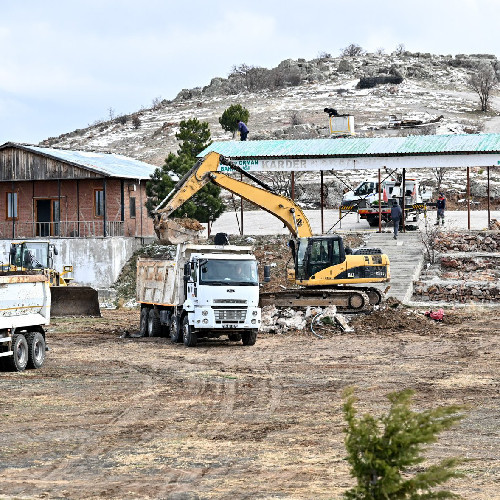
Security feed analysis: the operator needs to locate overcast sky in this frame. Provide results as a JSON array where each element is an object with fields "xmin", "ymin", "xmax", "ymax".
[{"xmin": 1, "ymin": 0, "xmax": 499, "ymax": 145}]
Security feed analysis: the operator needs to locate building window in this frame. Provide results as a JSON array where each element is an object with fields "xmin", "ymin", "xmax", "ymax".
[
  {"xmin": 94, "ymin": 189, "xmax": 104, "ymax": 217},
  {"xmin": 129, "ymin": 197, "xmax": 136, "ymax": 218},
  {"xmin": 6, "ymin": 192, "xmax": 18, "ymax": 219}
]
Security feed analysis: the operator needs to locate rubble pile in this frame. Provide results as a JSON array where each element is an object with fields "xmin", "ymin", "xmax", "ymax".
[
  {"xmin": 261, "ymin": 305, "xmax": 344, "ymax": 334},
  {"xmin": 436, "ymin": 231, "xmax": 500, "ymax": 252}
]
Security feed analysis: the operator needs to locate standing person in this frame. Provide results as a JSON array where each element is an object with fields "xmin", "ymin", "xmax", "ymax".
[
  {"xmin": 435, "ymin": 192, "xmax": 446, "ymax": 225},
  {"xmin": 390, "ymin": 200, "xmax": 402, "ymax": 240},
  {"xmin": 236, "ymin": 119, "xmax": 249, "ymax": 141}
]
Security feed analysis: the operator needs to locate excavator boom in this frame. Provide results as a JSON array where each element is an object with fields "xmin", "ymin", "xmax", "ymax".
[{"xmin": 154, "ymin": 151, "xmax": 313, "ymax": 242}]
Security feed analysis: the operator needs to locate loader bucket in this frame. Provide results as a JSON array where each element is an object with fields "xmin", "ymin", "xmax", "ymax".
[
  {"xmin": 155, "ymin": 216, "xmax": 204, "ymax": 245},
  {"xmin": 50, "ymin": 286, "xmax": 101, "ymax": 317}
]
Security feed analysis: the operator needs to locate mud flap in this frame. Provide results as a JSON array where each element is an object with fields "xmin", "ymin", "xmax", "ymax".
[{"xmin": 50, "ymin": 286, "xmax": 101, "ymax": 317}]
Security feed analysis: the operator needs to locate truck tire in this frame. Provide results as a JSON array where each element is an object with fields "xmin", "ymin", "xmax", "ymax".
[
  {"xmin": 241, "ymin": 330, "xmax": 257, "ymax": 346},
  {"xmin": 366, "ymin": 216, "xmax": 379, "ymax": 227},
  {"xmin": 147, "ymin": 309, "xmax": 161, "ymax": 337},
  {"xmin": 8, "ymin": 333, "xmax": 29, "ymax": 372},
  {"xmin": 139, "ymin": 307, "xmax": 149, "ymax": 337},
  {"xmin": 27, "ymin": 331, "xmax": 46, "ymax": 369},
  {"xmin": 169, "ymin": 315, "xmax": 182, "ymax": 343},
  {"xmin": 182, "ymin": 315, "xmax": 197, "ymax": 347}
]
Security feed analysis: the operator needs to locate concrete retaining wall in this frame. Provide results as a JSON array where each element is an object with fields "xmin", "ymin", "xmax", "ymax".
[{"xmin": 0, "ymin": 237, "xmax": 152, "ymax": 288}]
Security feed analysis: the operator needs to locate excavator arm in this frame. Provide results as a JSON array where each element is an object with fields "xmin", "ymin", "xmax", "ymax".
[{"xmin": 154, "ymin": 151, "xmax": 313, "ymax": 240}]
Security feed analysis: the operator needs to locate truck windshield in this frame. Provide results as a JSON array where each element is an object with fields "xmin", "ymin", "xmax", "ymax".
[
  {"xmin": 199, "ymin": 259, "xmax": 258, "ymax": 286},
  {"xmin": 354, "ymin": 182, "xmax": 378, "ymax": 196}
]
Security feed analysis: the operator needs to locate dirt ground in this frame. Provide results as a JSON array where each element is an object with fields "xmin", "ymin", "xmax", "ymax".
[{"xmin": 0, "ymin": 306, "xmax": 498, "ymax": 500}]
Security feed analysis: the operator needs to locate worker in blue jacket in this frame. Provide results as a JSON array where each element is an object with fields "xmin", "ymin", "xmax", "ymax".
[
  {"xmin": 435, "ymin": 192, "xmax": 446, "ymax": 225},
  {"xmin": 236, "ymin": 120, "xmax": 249, "ymax": 141},
  {"xmin": 390, "ymin": 200, "xmax": 402, "ymax": 239}
]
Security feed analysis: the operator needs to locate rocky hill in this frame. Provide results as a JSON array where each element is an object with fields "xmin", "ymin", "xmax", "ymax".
[{"xmin": 39, "ymin": 51, "xmax": 500, "ymax": 168}]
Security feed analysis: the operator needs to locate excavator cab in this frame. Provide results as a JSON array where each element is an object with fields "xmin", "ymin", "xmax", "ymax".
[{"xmin": 293, "ymin": 236, "xmax": 346, "ymax": 281}]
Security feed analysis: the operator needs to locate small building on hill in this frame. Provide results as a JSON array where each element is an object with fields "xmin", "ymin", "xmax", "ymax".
[{"xmin": 0, "ymin": 142, "xmax": 158, "ymax": 239}]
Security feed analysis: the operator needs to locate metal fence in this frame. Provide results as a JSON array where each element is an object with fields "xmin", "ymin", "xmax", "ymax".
[{"xmin": 0, "ymin": 221, "xmax": 125, "ymax": 238}]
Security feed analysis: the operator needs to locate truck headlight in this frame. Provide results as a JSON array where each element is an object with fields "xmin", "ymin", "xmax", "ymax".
[
  {"xmin": 251, "ymin": 319, "xmax": 256, "ymax": 324},
  {"xmin": 202, "ymin": 310, "xmax": 208, "ymax": 316},
  {"xmin": 203, "ymin": 319, "xmax": 209, "ymax": 324},
  {"xmin": 252, "ymin": 310, "xmax": 258, "ymax": 316}
]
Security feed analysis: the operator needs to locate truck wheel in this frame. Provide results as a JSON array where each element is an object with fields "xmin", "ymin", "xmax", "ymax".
[
  {"xmin": 27, "ymin": 332, "xmax": 46, "ymax": 369},
  {"xmin": 147, "ymin": 309, "xmax": 161, "ymax": 337},
  {"xmin": 182, "ymin": 316, "xmax": 197, "ymax": 347},
  {"xmin": 169, "ymin": 315, "xmax": 182, "ymax": 343},
  {"xmin": 366, "ymin": 216, "xmax": 379, "ymax": 227},
  {"xmin": 8, "ymin": 334, "xmax": 29, "ymax": 372},
  {"xmin": 241, "ymin": 330, "xmax": 257, "ymax": 346},
  {"xmin": 139, "ymin": 307, "xmax": 149, "ymax": 337}
]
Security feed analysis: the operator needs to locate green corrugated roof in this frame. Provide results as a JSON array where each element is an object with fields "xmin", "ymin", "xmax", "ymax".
[{"xmin": 199, "ymin": 134, "xmax": 500, "ymax": 158}]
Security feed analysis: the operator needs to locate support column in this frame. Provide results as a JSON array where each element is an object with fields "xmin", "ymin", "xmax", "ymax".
[
  {"xmin": 291, "ymin": 171, "xmax": 295, "ymax": 200},
  {"xmin": 320, "ymin": 170, "xmax": 324, "ymax": 234},
  {"xmin": 240, "ymin": 173, "xmax": 244, "ymax": 235},
  {"xmin": 402, "ymin": 168, "xmax": 406, "ymax": 233},
  {"xmin": 103, "ymin": 178, "xmax": 107, "ymax": 237},
  {"xmin": 467, "ymin": 167, "xmax": 471, "ymax": 230},
  {"xmin": 487, "ymin": 166, "xmax": 491, "ymax": 229},
  {"xmin": 378, "ymin": 169, "xmax": 382, "ymax": 233}
]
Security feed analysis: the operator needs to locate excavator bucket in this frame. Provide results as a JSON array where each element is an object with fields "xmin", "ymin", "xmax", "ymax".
[
  {"xmin": 155, "ymin": 216, "xmax": 205, "ymax": 245},
  {"xmin": 50, "ymin": 286, "xmax": 101, "ymax": 317}
]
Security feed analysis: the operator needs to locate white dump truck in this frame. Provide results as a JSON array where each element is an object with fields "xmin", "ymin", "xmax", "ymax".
[
  {"xmin": 136, "ymin": 243, "xmax": 261, "ymax": 347},
  {"xmin": 0, "ymin": 274, "xmax": 50, "ymax": 371}
]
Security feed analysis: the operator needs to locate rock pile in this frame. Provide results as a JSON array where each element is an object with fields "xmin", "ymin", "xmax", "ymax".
[
  {"xmin": 436, "ymin": 231, "xmax": 500, "ymax": 252},
  {"xmin": 414, "ymin": 281, "xmax": 500, "ymax": 303}
]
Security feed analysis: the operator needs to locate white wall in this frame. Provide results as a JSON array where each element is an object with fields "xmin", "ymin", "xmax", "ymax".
[{"xmin": 0, "ymin": 237, "xmax": 146, "ymax": 288}]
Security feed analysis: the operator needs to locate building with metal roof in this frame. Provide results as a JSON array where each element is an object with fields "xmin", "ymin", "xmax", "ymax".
[{"xmin": 0, "ymin": 142, "xmax": 157, "ymax": 240}]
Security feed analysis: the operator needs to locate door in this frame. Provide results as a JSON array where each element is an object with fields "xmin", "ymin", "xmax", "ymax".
[{"xmin": 36, "ymin": 199, "xmax": 60, "ymax": 236}]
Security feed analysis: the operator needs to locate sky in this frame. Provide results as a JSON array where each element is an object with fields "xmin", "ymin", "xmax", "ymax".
[{"xmin": 1, "ymin": 0, "xmax": 500, "ymax": 145}]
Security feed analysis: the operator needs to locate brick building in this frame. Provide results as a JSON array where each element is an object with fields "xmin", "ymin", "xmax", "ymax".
[{"xmin": 0, "ymin": 143, "xmax": 158, "ymax": 239}]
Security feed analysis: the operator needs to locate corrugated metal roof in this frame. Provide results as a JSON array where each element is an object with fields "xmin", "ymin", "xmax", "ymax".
[
  {"xmin": 199, "ymin": 134, "xmax": 500, "ymax": 158},
  {"xmin": 2, "ymin": 143, "xmax": 158, "ymax": 179}
]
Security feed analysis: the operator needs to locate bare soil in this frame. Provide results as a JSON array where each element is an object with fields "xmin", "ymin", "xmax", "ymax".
[{"xmin": 0, "ymin": 307, "xmax": 498, "ymax": 500}]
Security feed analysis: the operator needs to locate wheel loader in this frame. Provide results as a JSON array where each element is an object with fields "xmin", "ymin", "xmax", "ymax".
[
  {"xmin": 3, "ymin": 241, "xmax": 100, "ymax": 317},
  {"xmin": 152, "ymin": 152, "xmax": 390, "ymax": 312}
]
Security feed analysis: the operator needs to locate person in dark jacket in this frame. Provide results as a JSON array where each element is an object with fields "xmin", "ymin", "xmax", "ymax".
[
  {"xmin": 390, "ymin": 200, "xmax": 402, "ymax": 239},
  {"xmin": 236, "ymin": 120, "xmax": 249, "ymax": 141},
  {"xmin": 435, "ymin": 192, "xmax": 446, "ymax": 225}
]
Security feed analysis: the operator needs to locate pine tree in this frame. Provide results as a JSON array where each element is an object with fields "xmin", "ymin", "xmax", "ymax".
[
  {"xmin": 219, "ymin": 104, "xmax": 250, "ymax": 135},
  {"xmin": 146, "ymin": 119, "xmax": 225, "ymax": 223},
  {"xmin": 342, "ymin": 387, "xmax": 466, "ymax": 499}
]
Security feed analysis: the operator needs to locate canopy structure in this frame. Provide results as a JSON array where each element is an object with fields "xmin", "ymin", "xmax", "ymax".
[{"xmin": 199, "ymin": 134, "xmax": 499, "ymax": 232}]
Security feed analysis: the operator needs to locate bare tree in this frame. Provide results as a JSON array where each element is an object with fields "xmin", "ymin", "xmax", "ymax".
[
  {"xmin": 395, "ymin": 43, "xmax": 406, "ymax": 56},
  {"xmin": 375, "ymin": 47, "xmax": 385, "ymax": 56},
  {"xmin": 432, "ymin": 167, "xmax": 450, "ymax": 193},
  {"xmin": 151, "ymin": 96, "xmax": 163, "ymax": 110},
  {"xmin": 340, "ymin": 43, "xmax": 365, "ymax": 57},
  {"xmin": 467, "ymin": 61, "xmax": 499, "ymax": 111},
  {"xmin": 289, "ymin": 110, "xmax": 303, "ymax": 126}
]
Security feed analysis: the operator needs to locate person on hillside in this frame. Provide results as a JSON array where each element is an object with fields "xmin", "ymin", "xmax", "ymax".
[
  {"xmin": 390, "ymin": 200, "xmax": 402, "ymax": 240},
  {"xmin": 435, "ymin": 192, "xmax": 446, "ymax": 225},
  {"xmin": 236, "ymin": 119, "xmax": 249, "ymax": 141}
]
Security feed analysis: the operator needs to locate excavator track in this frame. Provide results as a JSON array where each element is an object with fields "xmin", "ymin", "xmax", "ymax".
[{"xmin": 260, "ymin": 288, "xmax": 373, "ymax": 313}]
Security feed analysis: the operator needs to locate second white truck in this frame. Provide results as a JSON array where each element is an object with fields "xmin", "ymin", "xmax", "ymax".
[
  {"xmin": 0, "ymin": 274, "xmax": 50, "ymax": 371},
  {"xmin": 136, "ymin": 243, "xmax": 261, "ymax": 347}
]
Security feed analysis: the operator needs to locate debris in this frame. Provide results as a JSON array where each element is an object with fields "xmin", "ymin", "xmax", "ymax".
[
  {"xmin": 155, "ymin": 216, "xmax": 204, "ymax": 244},
  {"xmin": 424, "ymin": 308, "xmax": 444, "ymax": 321}
]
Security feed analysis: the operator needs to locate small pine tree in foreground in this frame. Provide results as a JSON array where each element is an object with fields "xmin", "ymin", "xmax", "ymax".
[{"xmin": 342, "ymin": 387, "xmax": 466, "ymax": 499}]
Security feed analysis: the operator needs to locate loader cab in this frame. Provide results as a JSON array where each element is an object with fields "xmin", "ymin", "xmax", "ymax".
[
  {"xmin": 294, "ymin": 236, "xmax": 346, "ymax": 281},
  {"xmin": 9, "ymin": 241, "xmax": 54, "ymax": 270}
]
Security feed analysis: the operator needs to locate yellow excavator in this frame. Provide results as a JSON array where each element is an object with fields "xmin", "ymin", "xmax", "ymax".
[
  {"xmin": 4, "ymin": 241, "xmax": 100, "ymax": 316},
  {"xmin": 153, "ymin": 152, "xmax": 390, "ymax": 312}
]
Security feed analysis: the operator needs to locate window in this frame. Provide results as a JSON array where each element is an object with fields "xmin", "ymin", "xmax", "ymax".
[
  {"xmin": 94, "ymin": 189, "xmax": 104, "ymax": 217},
  {"xmin": 129, "ymin": 197, "xmax": 136, "ymax": 218},
  {"xmin": 6, "ymin": 192, "xmax": 18, "ymax": 219}
]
